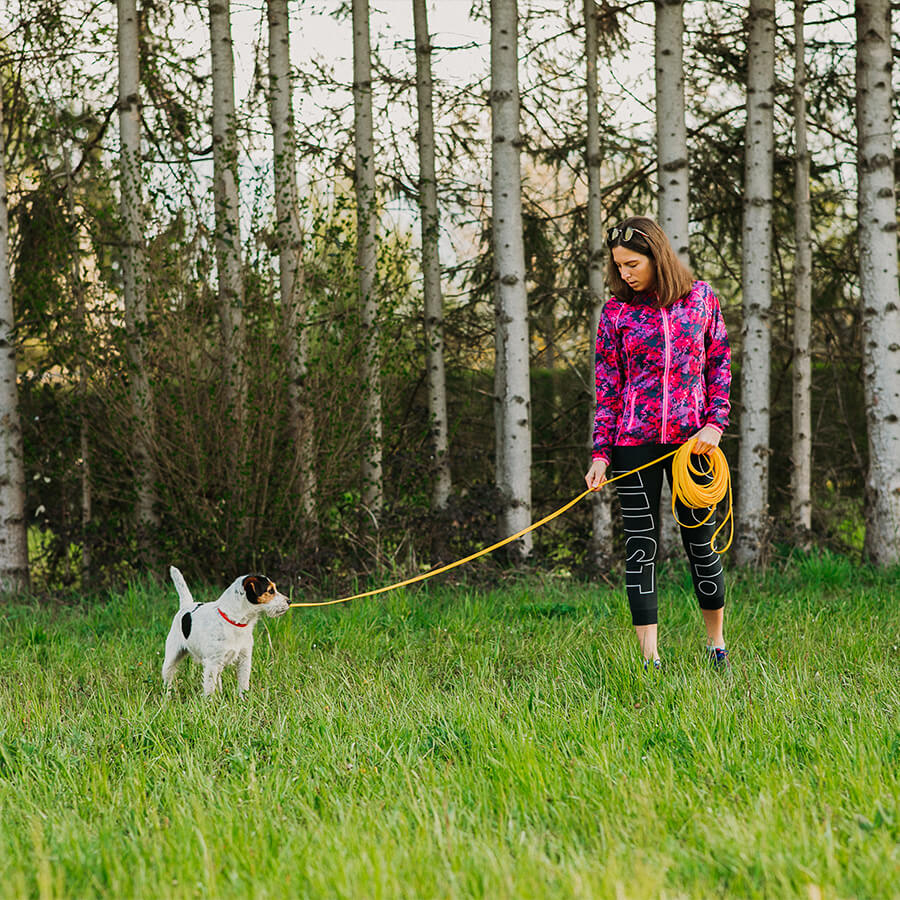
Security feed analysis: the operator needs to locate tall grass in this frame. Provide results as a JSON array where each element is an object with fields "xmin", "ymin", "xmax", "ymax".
[{"xmin": 1, "ymin": 553, "xmax": 898, "ymax": 898}]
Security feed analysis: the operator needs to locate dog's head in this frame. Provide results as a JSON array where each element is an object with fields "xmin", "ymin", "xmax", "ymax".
[{"xmin": 241, "ymin": 575, "xmax": 290, "ymax": 618}]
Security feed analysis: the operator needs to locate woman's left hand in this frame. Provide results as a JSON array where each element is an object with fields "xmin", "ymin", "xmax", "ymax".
[{"xmin": 691, "ymin": 425, "xmax": 722, "ymax": 455}]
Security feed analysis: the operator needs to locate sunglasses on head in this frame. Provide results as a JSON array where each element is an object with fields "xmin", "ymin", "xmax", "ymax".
[{"xmin": 606, "ymin": 224, "xmax": 650, "ymax": 246}]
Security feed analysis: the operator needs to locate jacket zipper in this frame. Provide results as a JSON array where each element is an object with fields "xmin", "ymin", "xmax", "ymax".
[
  {"xmin": 626, "ymin": 393, "xmax": 637, "ymax": 429},
  {"xmin": 660, "ymin": 307, "xmax": 671, "ymax": 443}
]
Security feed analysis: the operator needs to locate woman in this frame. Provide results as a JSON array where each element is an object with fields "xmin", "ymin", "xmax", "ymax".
[{"xmin": 584, "ymin": 216, "xmax": 731, "ymax": 671}]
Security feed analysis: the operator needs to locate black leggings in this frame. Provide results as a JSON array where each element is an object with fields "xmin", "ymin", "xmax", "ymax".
[{"xmin": 610, "ymin": 444, "xmax": 726, "ymax": 627}]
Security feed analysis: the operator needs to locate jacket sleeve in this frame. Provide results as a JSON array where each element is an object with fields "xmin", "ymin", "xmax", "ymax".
[
  {"xmin": 591, "ymin": 304, "xmax": 623, "ymax": 464},
  {"xmin": 703, "ymin": 288, "xmax": 731, "ymax": 433}
]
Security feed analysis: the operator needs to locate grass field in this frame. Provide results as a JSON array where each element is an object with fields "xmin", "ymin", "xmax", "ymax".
[{"xmin": 0, "ymin": 553, "xmax": 898, "ymax": 899}]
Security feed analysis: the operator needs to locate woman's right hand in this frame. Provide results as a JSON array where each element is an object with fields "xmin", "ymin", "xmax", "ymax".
[{"xmin": 585, "ymin": 459, "xmax": 608, "ymax": 491}]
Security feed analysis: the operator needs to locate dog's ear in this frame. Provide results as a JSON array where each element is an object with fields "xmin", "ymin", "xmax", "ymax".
[{"xmin": 241, "ymin": 575, "xmax": 270, "ymax": 604}]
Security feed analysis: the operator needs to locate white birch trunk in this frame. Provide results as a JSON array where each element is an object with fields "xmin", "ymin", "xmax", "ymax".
[
  {"xmin": 117, "ymin": 0, "xmax": 159, "ymax": 564},
  {"xmin": 654, "ymin": 0, "xmax": 689, "ymax": 557},
  {"xmin": 0, "ymin": 87, "xmax": 29, "ymax": 593},
  {"xmin": 856, "ymin": 0, "xmax": 900, "ymax": 564},
  {"xmin": 413, "ymin": 0, "xmax": 451, "ymax": 515},
  {"xmin": 735, "ymin": 0, "xmax": 775, "ymax": 566},
  {"xmin": 654, "ymin": 0, "xmax": 690, "ymax": 263},
  {"xmin": 61, "ymin": 144, "xmax": 93, "ymax": 580},
  {"xmin": 491, "ymin": 0, "xmax": 532, "ymax": 560},
  {"xmin": 584, "ymin": 0, "xmax": 613, "ymax": 570},
  {"xmin": 791, "ymin": 0, "xmax": 812, "ymax": 542},
  {"xmin": 209, "ymin": 0, "xmax": 246, "ymax": 432},
  {"xmin": 266, "ymin": 0, "xmax": 317, "ymax": 530},
  {"xmin": 352, "ymin": 0, "xmax": 383, "ymax": 517}
]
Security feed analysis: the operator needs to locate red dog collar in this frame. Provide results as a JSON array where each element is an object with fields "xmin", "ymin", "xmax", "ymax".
[{"xmin": 218, "ymin": 608, "xmax": 248, "ymax": 628}]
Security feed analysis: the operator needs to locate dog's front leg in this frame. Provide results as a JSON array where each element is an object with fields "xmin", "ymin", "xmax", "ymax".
[
  {"xmin": 202, "ymin": 664, "xmax": 223, "ymax": 696},
  {"xmin": 236, "ymin": 647, "xmax": 253, "ymax": 694}
]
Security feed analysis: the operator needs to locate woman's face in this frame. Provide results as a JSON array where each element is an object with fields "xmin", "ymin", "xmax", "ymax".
[{"xmin": 612, "ymin": 245, "xmax": 657, "ymax": 294}]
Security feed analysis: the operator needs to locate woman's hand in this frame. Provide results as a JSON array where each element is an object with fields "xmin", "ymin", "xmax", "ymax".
[
  {"xmin": 691, "ymin": 425, "xmax": 722, "ymax": 455},
  {"xmin": 585, "ymin": 459, "xmax": 609, "ymax": 491}
]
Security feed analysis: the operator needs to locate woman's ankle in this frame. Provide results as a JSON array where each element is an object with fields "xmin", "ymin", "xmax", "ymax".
[{"xmin": 634, "ymin": 623, "xmax": 659, "ymax": 661}]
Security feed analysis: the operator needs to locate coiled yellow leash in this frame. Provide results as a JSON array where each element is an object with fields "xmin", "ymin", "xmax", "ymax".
[
  {"xmin": 670, "ymin": 440, "xmax": 734, "ymax": 553},
  {"xmin": 289, "ymin": 439, "xmax": 732, "ymax": 608}
]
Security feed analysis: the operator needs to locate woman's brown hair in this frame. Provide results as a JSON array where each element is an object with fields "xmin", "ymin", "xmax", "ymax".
[{"xmin": 604, "ymin": 215, "xmax": 694, "ymax": 308}]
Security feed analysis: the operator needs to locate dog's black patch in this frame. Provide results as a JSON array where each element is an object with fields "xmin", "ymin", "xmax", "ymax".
[
  {"xmin": 181, "ymin": 611, "xmax": 192, "ymax": 639},
  {"xmin": 242, "ymin": 574, "xmax": 270, "ymax": 604}
]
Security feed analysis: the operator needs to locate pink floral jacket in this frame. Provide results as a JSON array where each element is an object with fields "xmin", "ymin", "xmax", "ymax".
[{"xmin": 591, "ymin": 280, "xmax": 731, "ymax": 464}]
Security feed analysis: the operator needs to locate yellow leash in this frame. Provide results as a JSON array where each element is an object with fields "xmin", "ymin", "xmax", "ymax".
[
  {"xmin": 670, "ymin": 441, "xmax": 734, "ymax": 553},
  {"xmin": 289, "ymin": 440, "xmax": 732, "ymax": 608}
]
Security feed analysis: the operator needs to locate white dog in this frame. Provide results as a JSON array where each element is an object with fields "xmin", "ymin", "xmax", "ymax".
[{"xmin": 162, "ymin": 566, "xmax": 290, "ymax": 695}]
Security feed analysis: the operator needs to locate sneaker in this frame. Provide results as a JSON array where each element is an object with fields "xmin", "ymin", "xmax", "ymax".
[
  {"xmin": 707, "ymin": 647, "xmax": 730, "ymax": 670},
  {"xmin": 642, "ymin": 658, "xmax": 662, "ymax": 673}
]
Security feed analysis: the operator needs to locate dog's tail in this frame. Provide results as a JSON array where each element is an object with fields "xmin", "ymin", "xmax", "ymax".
[{"xmin": 169, "ymin": 566, "xmax": 195, "ymax": 610}]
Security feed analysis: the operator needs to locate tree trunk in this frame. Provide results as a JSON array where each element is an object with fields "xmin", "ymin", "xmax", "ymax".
[
  {"xmin": 266, "ymin": 0, "xmax": 317, "ymax": 537},
  {"xmin": 654, "ymin": 0, "xmax": 689, "ymax": 558},
  {"xmin": 0, "ymin": 87, "xmax": 29, "ymax": 594},
  {"xmin": 352, "ymin": 0, "xmax": 383, "ymax": 517},
  {"xmin": 584, "ymin": 0, "xmax": 613, "ymax": 571},
  {"xmin": 61, "ymin": 143, "xmax": 93, "ymax": 582},
  {"xmin": 791, "ymin": 0, "xmax": 812, "ymax": 544},
  {"xmin": 491, "ymin": 0, "xmax": 532, "ymax": 562},
  {"xmin": 856, "ymin": 0, "xmax": 900, "ymax": 564},
  {"xmin": 413, "ymin": 0, "xmax": 451, "ymax": 517},
  {"xmin": 209, "ymin": 0, "xmax": 246, "ymax": 438},
  {"xmin": 654, "ymin": 0, "xmax": 689, "ymax": 263},
  {"xmin": 735, "ymin": 0, "xmax": 775, "ymax": 567},
  {"xmin": 117, "ymin": 0, "xmax": 159, "ymax": 567}
]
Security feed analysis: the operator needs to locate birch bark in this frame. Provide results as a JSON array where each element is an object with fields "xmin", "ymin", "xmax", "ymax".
[
  {"xmin": 791, "ymin": 0, "xmax": 812, "ymax": 542},
  {"xmin": 584, "ymin": 0, "xmax": 613, "ymax": 570},
  {"xmin": 654, "ymin": 0, "xmax": 689, "ymax": 263},
  {"xmin": 117, "ymin": 0, "xmax": 159, "ymax": 564},
  {"xmin": 60, "ymin": 144, "xmax": 93, "ymax": 580},
  {"xmin": 352, "ymin": 0, "xmax": 383, "ymax": 517},
  {"xmin": 267, "ymin": 0, "xmax": 317, "ymax": 530},
  {"xmin": 209, "ymin": 0, "xmax": 246, "ymax": 435},
  {"xmin": 413, "ymin": 0, "xmax": 451, "ymax": 515},
  {"xmin": 491, "ymin": 0, "xmax": 532, "ymax": 561},
  {"xmin": 654, "ymin": 0, "xmax": 689, "ymax": 558},
  {"xmin": 735, "ymin": 0, "xmax": 775, "ymax": 566},
  {"xmin": 0, "ymin": 87, "xmax": 29, "ymax": 592},
  {"xmin": 855, "ymin": 0, "xmax": 900, "ymax": 564}
]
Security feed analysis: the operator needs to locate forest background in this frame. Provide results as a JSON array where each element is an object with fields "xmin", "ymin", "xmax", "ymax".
[{"xmin": 1, "ymin": 0, "xmax": 898, "ymax": 594}]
